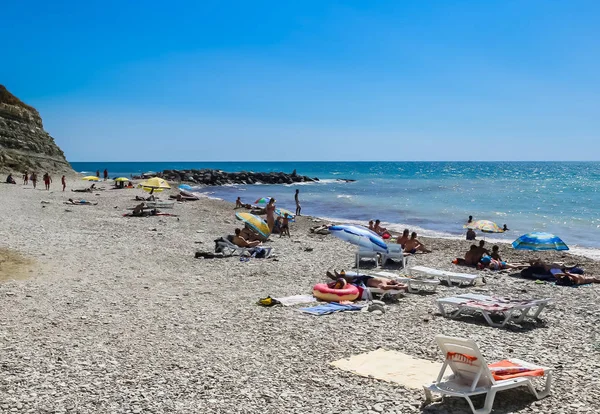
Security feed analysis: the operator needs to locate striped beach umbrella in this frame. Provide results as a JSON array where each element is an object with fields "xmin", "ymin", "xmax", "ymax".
[
  {"xmin": 464, "ymin": 220, "xmax": 504, "ymax": 233},
  {"xmin": 329, "ymin": 225, "xmax": 388, "ymax": 253},
  {"xmin": 255, "ymin": 197, "xmax": 272, "ymax": 204},
  {"xmin": 512, "ymin": 232, "xmax": 569, "ymax": 251},
  {"xmin": 275, "ymin": 207, "xmax": 295, "ymax": 221},
  {"xmin": 235, "ymin": 212, "xmax": 271, "ymax": 239}
]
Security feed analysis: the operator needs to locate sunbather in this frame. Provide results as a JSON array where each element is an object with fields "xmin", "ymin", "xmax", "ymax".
[
  {"xmin": 403, "ymin": 232, "xmax": 431, "ymax": 253},
  {"xmin": 466, "ymin": 228, "xmax": 476, "ymax": 241},
  {"xmin": 240, "ymin": 226, "xmax": 262, "ymax": 242},
  {"xmin": 65, "ymin": 198, "xmax": 96, "ymax": 205},
  {"xmin": 233, "ymin": 228, "xmax": 261, "ymax": 248},
  {"xmin": 396, "ymin": 229, "xmax": 410, "ymax": 246},
  {"xmin": 463, "ymin": 245, "xmax": 479, "ymax": 266},
  {"xmin": 552, "ymin": 269, "xmax": 600, "ymax": 285},
  {"xmin": 326, "ymin": 270, "xmax": 408, "ymax": 292},
  {"xmin": 235, "ymin": 197, "xmax": 244, "ymax": 209},
  {"xmin": 373, "ymin": 220, "xmax": 389, "ymax": 237}
]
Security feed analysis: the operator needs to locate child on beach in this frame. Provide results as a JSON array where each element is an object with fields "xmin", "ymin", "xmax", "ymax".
[{"xmin": 280, "ymin": 214, "xmax": 291, "ymax": 237}]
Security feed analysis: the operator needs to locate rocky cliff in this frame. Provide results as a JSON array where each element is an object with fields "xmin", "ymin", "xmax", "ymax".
[{"xmin": 0, "ymin": 85, "xmax": 72, "ymax": 174}]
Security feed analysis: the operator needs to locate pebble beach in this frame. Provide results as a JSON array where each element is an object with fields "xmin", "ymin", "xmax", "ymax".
[{"xmin": 1, "ymin": 178, "xmax": 599, "ymax": 414}]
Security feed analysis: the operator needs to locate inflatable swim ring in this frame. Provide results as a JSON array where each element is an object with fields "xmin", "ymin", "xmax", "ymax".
[{"xmin": 313, "ymin": 282, "xmax": 359, "ymax": 302}]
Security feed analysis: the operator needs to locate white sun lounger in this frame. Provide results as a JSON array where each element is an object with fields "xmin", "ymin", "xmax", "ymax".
[
  {"xmin": 424, "ymin": 335, "xmax": 552, "ymax": 414},
  {"xmin": 436, "ymin": 293, "xmax": 552, "ymax": 328},
  {"xmin": 372, "ymin": 271, "xmax": 440, "ymax": 293},
  {"xmin": 355, "ymin": 248, "xmax": 379, "ymax": 268},
  {"xmin": 409, "ymin": 266, "xmax": 481, "ymax": 286},
  {"xmin": 380, "ymin": 244, "xmax": 410, "ymax": 268}
]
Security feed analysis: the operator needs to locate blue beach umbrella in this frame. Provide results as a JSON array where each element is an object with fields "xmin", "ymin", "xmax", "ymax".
[
  {"xmin": 179, "ymin": 184, "xmax": 193, "ymax": 190},
  {"xmin": 512, "ymin": 232, "xmax": 569, "ymax": 251},
  {"xmin": 329, "ymin": 225, "xmax": 388, "ymax": 253}
]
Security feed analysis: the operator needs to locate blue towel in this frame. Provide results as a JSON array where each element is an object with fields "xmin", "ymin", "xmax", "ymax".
[{"xmin": 298, "ymin": 302, "xmax": 362, "ymax": 315}]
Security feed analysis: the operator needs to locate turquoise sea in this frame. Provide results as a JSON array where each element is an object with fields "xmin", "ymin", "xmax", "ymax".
[{"xmin": 71, "ymin": 161, "xmax": 600, "ymax": 258}]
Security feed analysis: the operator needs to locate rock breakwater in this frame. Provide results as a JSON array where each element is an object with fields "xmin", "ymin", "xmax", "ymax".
[{"xmin": 156, "ymin": 169, "xmax": 355, "ymax": 185}]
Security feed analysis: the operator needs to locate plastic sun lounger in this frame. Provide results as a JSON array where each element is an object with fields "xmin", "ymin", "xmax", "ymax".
[
  {"xmin": 355, "ymin": 248, "xmax": 379, "ymax": 268},
  {"xmin": 409, "ymin": 265, "xmax": 481, "ymax": 286},
  {"xmin": 372, "ymin": 271, "xmax": 440, "ymax": 293},
  {"xmin": 380, "ymin": 244, "xmax": 410, "ymax": 268},
  {"xmin": 436, "ymin": 294, "xmax": 552, "ymax": 328},
  {"xmin": 216, "ymin": 238, "xmax": 273, "ymax": 258},
  {"xmin": 423, "ymin": 335, "xmax": 552, "ymax": 414}
]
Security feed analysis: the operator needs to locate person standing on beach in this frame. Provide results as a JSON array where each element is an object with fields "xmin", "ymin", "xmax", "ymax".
[
  {"xmin": 23, "ymin": 171, "xmax": 29, "ymax": 185},
  {"xmin": 43, "ymin": 172, "xmax": 52, "ymax": 190},
  {"xmin": 96, "ymin": 170, "xmax": 100, "ymax": 178},
  {"xmin": 266, "ymin": 198, "xmax": 276, "ymax": 231},
  {"xmin": 295, "ymin": 189, "xmax": 301, "ymax": 216},
  {"xmin": 61, "ymin": 175, "xmax": 66, "ymax": 191},
  {"xmin": 31, "ymin": 172, "xmax": 37, "ymax": 189},
  {"xmin": 103, "ymin": 169, "xmax": 108, "ymax": 181}
]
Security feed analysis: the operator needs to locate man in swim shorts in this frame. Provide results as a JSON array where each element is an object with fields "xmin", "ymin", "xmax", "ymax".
[
  {"xmin": 403, "ymin": 232, "xmax": 431, "ymax": 253},
  {"xmin": 295, "ymin": 189, "xmax": 301, "ymax": 216},
  {"xmin": 233, "ymin": 228, "xmax": 262, "ymax": 248},
  {"xmin": 326, "ymin": 270, "xmax": 408, "ymax": 297}
]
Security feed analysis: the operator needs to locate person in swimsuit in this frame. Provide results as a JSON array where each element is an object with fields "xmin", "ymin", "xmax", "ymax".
[
  {"xmin": 240, "ymin": 226, "xmax": 262, "ymax": 242},
  {"xmin": 43, "ymin": 172, "xmax": 52, "ymax": 190},
  {"xmin": 103, "ymin": 169, "xmax": 108, "ymax": 181},
  {"xmin": 30, "ymin": 172, "xmax": 37, "ymax": 189},
  {"xmin": 466, "ymin": 228, "xmax": 476, "ymax": 241},
  {"xmin": 266, "ymin": 198, "xmax": 276, "ymax": 231},
  {"xmin": 403, "ymin": 232, "xmax": 431, "ymax": 253},
  {"xmin": 235, "ymin": 197, "xmax": 244, "ymax": 209},
  {"xmin": 326, "ymin": 270, "xmax": 408, "ymax": 294},
  {"xmin": 463, "ymin": 245, "xmax": 479, "ymax": 266},
  {"xmin": 233, "ymin": 228, "xmax": 262, "ymax": 247},
  {"xmin": 502, "ymin": 224, "xmax": 509, "ymax": 231},
  {"xmin": 61, "ymin": 175, "xmax": 66, "ymax": 192},
  {"xmin": 279, "ymin": 213, "xmax": 291, "ymax": 237},
  {"xmin": 373, "ymin": 220, "xmax": 389, "ymax": 236},
  {"xmin": 23, "ymin": 172, "xmax": 29, "ymax": 185},
  {"xmin": 467, "ymin": 215, "xmax": 473, "ymax": 223},
  {"xmin": 368, "ymin": 220, "xmax": 375, "ymax": 231},
  {"xmin": 295, "ymin": 189, "xmax": 301, "ymax": 216},
  {"xmin": 396, "ymin": 229, "xmax": 410, "ymax": 247}
]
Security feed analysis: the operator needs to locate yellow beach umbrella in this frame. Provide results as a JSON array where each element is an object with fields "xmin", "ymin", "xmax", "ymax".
[
  {"xmin": 114, "ymin": 177, "xmax": 130, "ymax": 182},
  {"xmin": 140, "ymin": 177, "xmax": 171, "ymax": 189},
  {"xmin": 82, "ymin": 176, "xmax": 99, "ymax": 181},
  {"xmin": 235, "ymin": 212, "xmax": 271, "ymax": 239}
]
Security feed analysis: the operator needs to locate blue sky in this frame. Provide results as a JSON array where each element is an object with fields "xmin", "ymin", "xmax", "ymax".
[{"xmin": 2, "ymin": 1, "xmax": 599, "ymax": 161}]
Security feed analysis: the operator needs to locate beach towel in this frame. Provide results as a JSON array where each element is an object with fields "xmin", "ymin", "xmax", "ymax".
[
  {"xmin": 298, "ymin": 302, "xmax": 362, "ymax": 315},
  {"xmin": 330, "ymin": 349, "xmax": 443, "ymax": 389},
  {"xmin": 273, "ymin": 295, "xmax": 317, "ymax": 307}
]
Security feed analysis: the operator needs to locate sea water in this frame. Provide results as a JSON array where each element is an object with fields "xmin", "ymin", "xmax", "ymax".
[{"xmin": 71, "ymin": 161, "xmax": 600, "ymax": 257}]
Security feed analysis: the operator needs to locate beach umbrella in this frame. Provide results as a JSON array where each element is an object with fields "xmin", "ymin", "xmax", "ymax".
[
  {"xmin": 114, "ymin": 177, "xmax": 129, "ymax": 182},
  {"xmin": 512, "ymin": 232, "xmax": 569, "ymax": 251},
  {"xmin": 179, "ymin": 184, "xmax": 193, "ymax": 190},
  {"xmin": 329, "ymin": 225, "xmax": 388, "ymax": 253},
  {"xmin": 255, "ymin": 197, "xmax": 271, "ymax": 204},
  {"xmin": 275, "ymin": 207, "xmax": 295, "ymax": 222},
  {"xmin": 235, "ymin": 212, "xmax": 271, "ymax": 239},
  {"xmin": 140, "ymin": 177, "xmax": 171, "ymax": 189},
  {"xmin": 82, "ymin": 176, "xmax": 99, "ymax": 181},
  {"xmin": 463, "ymin": 220, "xmax": 504, "ymax": 233}
]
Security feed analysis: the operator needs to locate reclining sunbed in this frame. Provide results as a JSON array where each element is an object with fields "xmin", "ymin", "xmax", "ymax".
[
  {"xmin": 409, "ymin": 265, "xmax": 482, "ymax": 286},
  {"xmin": 372, "ymin": 271, "xmax": 440, "ymax": 293},
  {"xmin": 436, "ymin": 293, "xmax": 552, "ymax": 328},
  {"xmin": 424, "ymin": 335, "xmax": 552, "ymax": 414}
]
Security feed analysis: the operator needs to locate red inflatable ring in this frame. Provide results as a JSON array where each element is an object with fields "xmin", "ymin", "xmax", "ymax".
[{"xmin": 313, "ymin": 282, "xmax": 359, "ymax": 302}]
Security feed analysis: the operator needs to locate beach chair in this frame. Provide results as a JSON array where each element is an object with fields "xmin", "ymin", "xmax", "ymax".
[
  {"xmin": 355, "ymin": 248, "xmax": 379, "ymax": 268},
  {"xmin": 436, "ymin": 293, "xmax": 552, "ymax": 328},
  {"xmin": 380, "ymin": 244, "xmax": 410, "ymax": 268},
  {"xmin": 214, "ymin": 236, "xmax": 273, "ymax": 258},
  {"xmin": 424, "ymin": 335, "xmax": 552, "ymax": 414},
  {"xmin": 409, "ymin": 265, "xmax": 481, "ymax": 286},
  {"xmin": 372, "ymin": 271, "xmax": 440, "ymax": 293}
]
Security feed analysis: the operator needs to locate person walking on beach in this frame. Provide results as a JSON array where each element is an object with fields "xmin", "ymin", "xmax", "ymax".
[
  {"xmin": 103, "ymin": 169, "xmax": 108, "ymax": 181},
  {"xmin": 23, "ymin": 171, "xmax": 29, "ymax": 185},
  {"xmin": 31, "ymin": 172, "xmax": 37, "ymax": 189},
  {"xmin": 266, "ymin": 198, "xmax": 276, "ymax": 231},
  {"xmin": 295, "ymin": 189, "xmax": 301, "ymax": 216},
  {"xmin": 43, "ymin": 172, "xmax": 52, "ymax": 190},
  {"xmin": 61, "ymin": 175, "xmax": 66, "ymax": 192}
]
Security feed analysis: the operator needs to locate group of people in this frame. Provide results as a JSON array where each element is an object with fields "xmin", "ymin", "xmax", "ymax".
[
  {"xmin": 95, "ymin": 169, "xmax": 109, "ymax": 181},
  {"xmin": 395, "ymin": 229, "xmax": 432, "ymax": 253},
  {"xmin": 456, "ymin": 240, "xmax": 526, "ymax": 270},
  {"xmin": 6, "ymin": 172, "xmax": 67, "ymax": 191},
  {"xmin": 368, "ymin": 220, "xmax": 391, "ymax": 238}
]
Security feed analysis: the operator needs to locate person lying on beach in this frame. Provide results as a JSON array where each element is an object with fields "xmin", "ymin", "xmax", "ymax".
[
  {"xmin": 396, "ymin": 229, "xmax": 410, "ymax": 247},
  {"xmin": 466, "ymin": 228, "xmax": 476, "ymax": 241},
  {"xmin": 552, "ymin": 269, "xmax": 600, "ymax": 285},
  {"xmin": 309, "ymin": 224, "xmax": 331, "ymax": 235},
  {"xmin": 233, "ymin": 228, "xmax": 262, "ymax": 248},
  {"xmin": 240, "ymin": 226, "xmax": 262, "ymax": 242},
  {"xmin": 326, "ymin": 270, "xmax": 408, "ymax": 292},
  {"xmin": 403, "ymin": 232, "xmax": 431, "ymax": 253},
  {"xmin": 479, "ymin": 254, "xmax": 528, "ymax": 270},
  {"xmin": 65, "ymin": 198, "xmax": 97, "ymax": 205}
]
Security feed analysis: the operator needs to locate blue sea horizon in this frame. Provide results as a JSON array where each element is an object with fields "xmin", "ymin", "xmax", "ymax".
[{"xmin": 71, "ymin": 161, "xmax": 600, "ymax": 256}]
